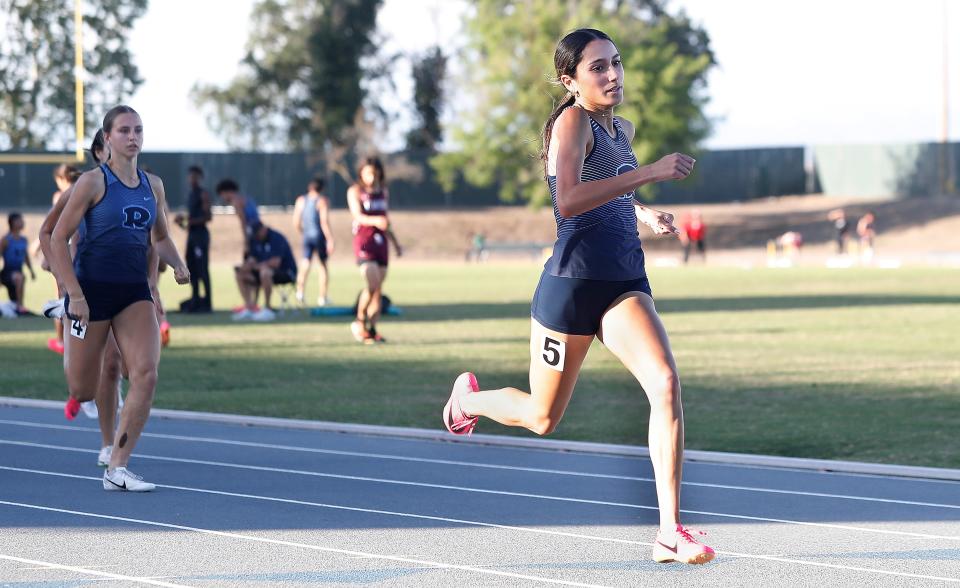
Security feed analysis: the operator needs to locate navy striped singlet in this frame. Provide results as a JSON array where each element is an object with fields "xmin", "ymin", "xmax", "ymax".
[
  {"xmin": 74, "ymin": 164, "xmax": 156, "ymax": 283},
  {"xmin": 543, "ymin": 112, "xmax": 645, "ymax": 281}
]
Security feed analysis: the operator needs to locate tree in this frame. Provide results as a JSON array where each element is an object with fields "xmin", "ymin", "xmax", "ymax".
[
  {"xmin": 432, "ymin": 0, "xmax": 714, "ymax": 205},
  {"xmin": 192, "ymin": 0, "xmax": 385, "ymax": 154},
  {"xmin": 0, "ymin": 0, "xmax": 147, "ymax": 150},
  {"xmin": 405, "ymin": 46, "xmax": 447, "ymax": 152}
]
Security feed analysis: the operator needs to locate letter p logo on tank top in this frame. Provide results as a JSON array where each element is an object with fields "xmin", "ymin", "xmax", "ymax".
[
  {"xmin": 121, "ymin": 205, "xmax": 152, "ymax": 229},
  {"xmin": 616, "ymin": 163, "xmax": 637, "ymax": 199}
]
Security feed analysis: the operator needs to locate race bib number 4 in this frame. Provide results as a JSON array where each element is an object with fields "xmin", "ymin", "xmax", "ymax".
[
  {"xmin": 69, "ymin": 319, "xmax": 87, "ymax": 340},
  {"xmin": 540, "ymin": 334, "xmax": 565, "ymax": 372}
]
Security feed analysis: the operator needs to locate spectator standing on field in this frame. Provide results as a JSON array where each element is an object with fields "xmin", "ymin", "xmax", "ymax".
[
  {"xmin": 176, "ymin": 165, "xmax": 212, "ymax": 312},
  {"xmin": 828, "ymin": 208, "xmax": 850, "ymax": 254},
  {"xmin": 679, "ymin": 209, "xmax": 706, "ymax": 264},
  {"xmin": 857, "ymin": 211, "xmax": 876, "ymax": 263}
]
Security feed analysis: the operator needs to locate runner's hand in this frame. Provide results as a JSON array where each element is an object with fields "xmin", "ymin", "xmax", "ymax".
[
  {"xmin": 640, "ymin": 208, "xmax": 680, "ymax": 236},
  {"xmin": 67, "ymin": 295, "xmax": 89, "ymax": 326},
  {"xmin": 173, "ymin": 263, "xmax": 190, "ymax": 285},
  {"xmin": 651, "ymin": 153, "xmax": 695, "ymax": 182}
]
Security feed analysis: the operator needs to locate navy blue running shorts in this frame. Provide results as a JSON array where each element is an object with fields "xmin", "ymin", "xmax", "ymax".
[
  {"xmin": 530, "ymin": 271, "xmax": 652, "ymax": 336},
  {"xmin": 0, "ymin": 268, "xmax": 19, "ymax": 301},
  {"xmin": 302, "ymin": 237, "xmax": 328, "ymax": 262},
  {"xmin": 65, "ymin": 280, "xmax": 153, "ymax": 322}
]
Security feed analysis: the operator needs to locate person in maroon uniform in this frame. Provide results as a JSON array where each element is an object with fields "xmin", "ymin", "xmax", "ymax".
[{"xmin": 347, "ymin": 157, "xmax": 402, "ymax": 344}]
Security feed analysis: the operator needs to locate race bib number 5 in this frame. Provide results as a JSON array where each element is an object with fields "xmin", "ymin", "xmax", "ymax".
[{"xmin": 540, "ymin": 334, "xmax": 565, "ymax": 372}]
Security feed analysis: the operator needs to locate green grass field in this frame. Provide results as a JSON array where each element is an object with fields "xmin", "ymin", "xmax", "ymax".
[{"xmin": 2, "ymin": 262, "xmax": 958, "ymax": 468}]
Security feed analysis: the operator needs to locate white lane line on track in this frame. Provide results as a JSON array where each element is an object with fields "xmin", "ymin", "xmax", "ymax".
[
  {"xmin": 0, "ymin": 554, "xmax": 192, "ymax": 587},
  {"xmin": 18, "ymin": 565, "xmax": 122, "ymax": 572},
  {"xmin": 1, "ymin": 473, "xmax": 958, "ymax": 584},
  {"xmin": 2, "ymin": 442, "xmax": 959, "ymax": 544},
  {"xmin": 0, "ymin": 500, "xmax": 610, "ymax": 588},
  {"xmin": 17, "ymin": 563, "xmax": 123, "ymax": 571},
  {"xmin": 1, "ymin": 420, "xmax": 957, "ymax": 510},
  {"xmin": 715, "ymin": 550, "xmax": 960, "ymax": 583},
  {"xmin": 4, "ymin": 413, "xmax": 960, "ymax": 486}
]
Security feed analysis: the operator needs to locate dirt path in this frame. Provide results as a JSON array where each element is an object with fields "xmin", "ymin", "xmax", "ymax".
[{"xmin": 14, "ymin": 195, "xmax": 960, "ymax": 265}]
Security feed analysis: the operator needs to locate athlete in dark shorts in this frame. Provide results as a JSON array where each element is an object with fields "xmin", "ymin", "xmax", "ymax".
[
  {"xmin": 292, "ymin": 176, "xmax": 335, "ymax": 306},
  {"xmin": 49, "ymin": 105, "xmax": 190, "ymax": 492},
  {"xmin": 233, "ymin": 222, "xmax": 297, "ymax": 321},
  {"xmin": 442, "ymin": 29, "xmax": 714, "ymax": 565},
  {"xmin": 0, "ymin": 213, "xmax": 35, "ymax": 311},
  {"xmin": 828, "ymin": 208, "xmax": 850, "ymax": 254},
  {"xmin": 43, "ymin": 164, "xmax": 83, "ymax": 354},
  {"xmin": 176, "ymin": 165, "xmax": 212, "ymax": 312},
  {"xmin": 347, "ymin": 157, "xmax": 402, "ymax": 344},
  {"xmin": 40, "ymin": 129, "xmax": 130, "ymax": 465}
]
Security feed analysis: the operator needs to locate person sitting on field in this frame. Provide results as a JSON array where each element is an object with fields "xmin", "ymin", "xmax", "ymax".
[
  {"xmin": 233, "ymin": 222, "xmax": 297, "ymax": 322},
  {"xmin": 777, "ymin": 230, "xmax": 803, "ymax": 257},
  {"xmin": 1, "ymin": 212, "xmax": 36, "ymax": 313}
]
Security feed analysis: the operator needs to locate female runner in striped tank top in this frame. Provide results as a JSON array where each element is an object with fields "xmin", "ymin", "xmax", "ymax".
[{"xmin": 443, "ymin": 29, "xmax": 714, "ymax": 564}]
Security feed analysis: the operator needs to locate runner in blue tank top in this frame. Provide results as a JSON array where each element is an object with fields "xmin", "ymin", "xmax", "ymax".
[
  {"xmin": 39, "ymin": 130, "xmax": 163, "ymax": 466},
  {"xmin": 48, "ymin": 105, "xmax": 190, "ymax": 493},
  {"xmin": 292, "ymin": 176, "xmax": 335, "ymax": 306},
  {"xmin": 40, "ymin": 164, "xmax": 83, "ymax": 354},
  {"xmin": 40, "ymin": 130, "xmax": 125, "ymax": 462},
  {"xmin": 443, "ymin": 29, "xmax": 714, "ymax": 565},
  {"xmin": 0, "ymin": 212, "xmax": 35, "ymax": 311}
]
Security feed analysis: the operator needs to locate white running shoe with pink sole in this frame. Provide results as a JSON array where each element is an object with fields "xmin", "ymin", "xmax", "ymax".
[{"xmin": 652, "ymin": 525, "xmax": 715, "ymax": 564}]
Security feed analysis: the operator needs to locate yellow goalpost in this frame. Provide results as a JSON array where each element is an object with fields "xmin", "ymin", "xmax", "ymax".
[{"xmin": 0, "ymin": 0, "xmax": 85, "ymax": 164}]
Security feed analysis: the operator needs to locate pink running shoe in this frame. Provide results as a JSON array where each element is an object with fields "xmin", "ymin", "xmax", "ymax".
[
  {"xmin": 64, "ymin": 396, "xmax": 81, "ymax": 421},
  {"xmin": 652, "ymin": 525, "xmax": 715, "ymax": 565},
  {"xmin": 47, "ymin": 337, "xmax": 64, "ymax": 355},
  {"xmin": 443, "ymin": 372, "xmax": 479, "ymax": 435},
  {"xmin": 160, "ymin": 320, "xmax": 171, "ymax": 347}
]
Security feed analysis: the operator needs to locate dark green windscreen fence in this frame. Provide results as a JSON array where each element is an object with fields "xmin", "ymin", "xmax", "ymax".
[
  {"xmin": 6, "ymin": 144, "xmax": 953, "ymax": 210},
  {"xmin": 814, "ymin": 142, "xmax": 959, "ymax": 198}
]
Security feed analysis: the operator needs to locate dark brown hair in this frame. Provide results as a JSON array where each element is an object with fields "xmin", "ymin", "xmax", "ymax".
[
  {"xmin": 308, "ymin": 176, "xmax": 325, "ymax": 192},
  {"xmin": 356, "ymin": 156, "xmax": 385, "ymax": 188},
  {"xmin": 89, "ymin": 128, "xmax": 107, "ymax": 163},
  {"xmin": 215, "ymin": 178, "xmax": 239, "ymax": 194},
  {"xmin": 102, "ymin": 105, "xmax": 139, "ymax": 133},
  {"xmin": 540, "ymin": 28, "xmax": 615, "ymax": 175}
]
